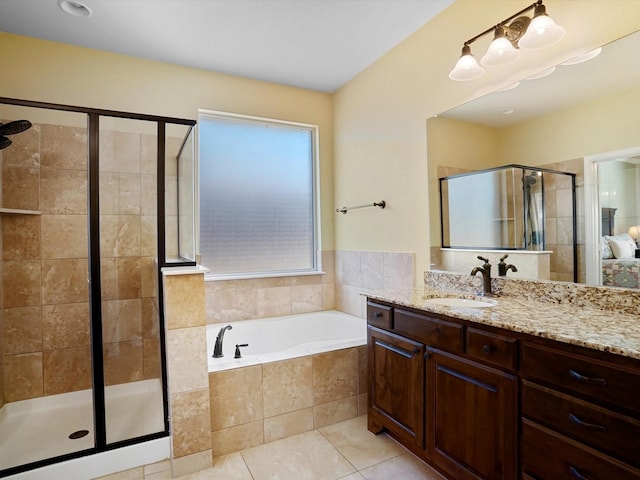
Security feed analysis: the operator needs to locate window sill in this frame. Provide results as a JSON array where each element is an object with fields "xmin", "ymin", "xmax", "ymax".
[{"xmin": 205, "ymin": 270, "xmax": 326, "ymax": 282}]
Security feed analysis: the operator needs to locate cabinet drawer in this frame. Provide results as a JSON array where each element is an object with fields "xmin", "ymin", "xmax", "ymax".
[
  {"xmin": 521, "ymin": 419, "xmax": 640, "ymax": 480},
  {"xmin": 522, "ymin": 381, "xmax": 640, "ymax": 468},
  {"xmin": 466, "ymin": 328, "xmax": 518, "ymax": 370},
  {"xmin": 367, "ymin": 302, "xmax": 392, "ymax": 329},
  {"xmin": 521, "ymin": 343, "xmax": 640, "ymax": 415},
  {"xmin": 394, "ymin": 308, "xmax": 463, "ymax": 353}
]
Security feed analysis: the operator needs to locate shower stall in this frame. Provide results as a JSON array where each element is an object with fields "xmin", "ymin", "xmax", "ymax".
[
  {"xmin": 440, "ymin": 164, "xmax": 577, "ymax": 282},
  {"xmin": 0, "ymin": 97, "xmax": 196, "ymax": 477}
]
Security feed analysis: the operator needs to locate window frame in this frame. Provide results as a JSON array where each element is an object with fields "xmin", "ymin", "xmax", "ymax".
[{"xmin": 196, "ymin": 109, "xmax": 322, "ymax": 281}]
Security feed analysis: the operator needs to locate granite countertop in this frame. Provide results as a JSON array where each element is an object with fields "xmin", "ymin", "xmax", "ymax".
[{"xmin": 366, "ymin": 287, "xmax": 640, "ymax": 361}]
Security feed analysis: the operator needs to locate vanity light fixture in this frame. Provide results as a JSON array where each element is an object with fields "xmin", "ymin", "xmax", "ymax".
[{"xmin": 449, "ymin": 0, "xmax": 564, "ymax": 81}]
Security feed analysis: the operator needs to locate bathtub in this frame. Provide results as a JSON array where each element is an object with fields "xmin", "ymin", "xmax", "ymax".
[
  {"xmin": 207, "ymin": 310, "xmax": 367, "ymax": 372},
  {"xmin": 207, "ymin": 310, "xmax": 368, "ymax": 455},
  {"xmin": 1, "ymin": 379, "xmax": 169, "ymax": 480}
]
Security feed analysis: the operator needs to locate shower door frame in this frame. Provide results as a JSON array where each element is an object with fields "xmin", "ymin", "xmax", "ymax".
[{"xmin": 0, "ymin": 96, "xmax": 196, "ymax": 476}]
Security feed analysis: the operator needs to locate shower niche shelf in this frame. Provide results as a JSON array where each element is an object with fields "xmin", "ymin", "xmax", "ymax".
[{"xmin": 0, "ymin": 207, "xmax": 42, "ymax": 215}]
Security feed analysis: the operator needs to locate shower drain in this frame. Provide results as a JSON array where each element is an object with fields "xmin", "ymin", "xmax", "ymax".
[{"xmin": 68, "ymin": 429, "xmax": 90, "ymax": 440}]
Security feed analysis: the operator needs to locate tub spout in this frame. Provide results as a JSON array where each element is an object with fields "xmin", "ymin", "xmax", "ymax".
[{"xmin": 212, "ymin": 325, "xmax": 232, "ymax": 358}]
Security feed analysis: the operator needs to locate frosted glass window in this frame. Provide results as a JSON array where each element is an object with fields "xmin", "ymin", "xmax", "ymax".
[{"xmin": 198, "ymin": 111, "xmax": 319, "ymax": 278}]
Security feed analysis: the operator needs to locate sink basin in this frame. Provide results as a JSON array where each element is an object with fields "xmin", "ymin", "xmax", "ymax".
[{"xmin": 423, "ymin": 297, "xmax": 495, "ymax": 308}]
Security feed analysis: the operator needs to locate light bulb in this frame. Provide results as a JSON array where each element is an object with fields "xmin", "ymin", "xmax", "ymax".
[
  {"xmin": 449, "ymin": 45, "xmax": 485, "ymax": 81},
  {"xmin": 519, "ymin": 4, "xmax": 565, "ymax": 49},
  {"xmin": 481, "ymin": 29, "xmax": 521, "ymax": 67}
]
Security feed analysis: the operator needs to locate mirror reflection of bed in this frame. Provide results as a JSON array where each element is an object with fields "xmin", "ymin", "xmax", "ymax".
[{"xmin": 600, "ymin": 205, "xmax": 640, "ymax": 289}]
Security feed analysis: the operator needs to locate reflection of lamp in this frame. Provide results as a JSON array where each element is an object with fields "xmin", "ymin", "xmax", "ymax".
[{"xmin": 628, "ymin": 225, "xmax": 640, "ymax": 246}]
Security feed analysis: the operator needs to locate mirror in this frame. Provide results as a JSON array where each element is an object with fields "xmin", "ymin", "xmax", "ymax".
[{"xmin": 428, "ymin": 30, "xmax": 640, "ymax": 287}]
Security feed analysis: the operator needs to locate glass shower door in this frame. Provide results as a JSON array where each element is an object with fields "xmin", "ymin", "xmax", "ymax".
[
  {"xmin": 98, "ymin": 117, "xmax": 165, "ymax": 444},
  {"xmin": 0, "ymin": 105, "xmax": 95, "ymax": 471}
]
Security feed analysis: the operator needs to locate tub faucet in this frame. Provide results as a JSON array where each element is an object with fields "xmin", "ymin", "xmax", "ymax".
[
  {"xmin": 212, "ymin": 325, "xmax": 232, "ymax": 358},
  {"xmin": 498, "ymin": 254, "xmax": 518, "ymax": 277},
  {"xmin": 470, "ymin": 256, "xmax": 492, "ymax": 295}
]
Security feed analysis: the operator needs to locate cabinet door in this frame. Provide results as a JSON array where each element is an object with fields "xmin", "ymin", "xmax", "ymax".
[
  {"xmin": 427, "ymin": 348, "xmax": 517, "ymax": 480},
  {"xmin": 368, "ymin": 326, "xmax": 425, "ymax": 449}
]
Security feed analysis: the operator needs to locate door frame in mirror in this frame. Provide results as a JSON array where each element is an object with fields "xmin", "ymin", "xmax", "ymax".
[{"xmin": 584, "ymin": 145, "xmax": 640, "ymax": 286}]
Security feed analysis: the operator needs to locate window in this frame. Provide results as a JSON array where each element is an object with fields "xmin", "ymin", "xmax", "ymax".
[{"xmin": 198, "ymin": 110, "xmax": 320, "ymax": 279}]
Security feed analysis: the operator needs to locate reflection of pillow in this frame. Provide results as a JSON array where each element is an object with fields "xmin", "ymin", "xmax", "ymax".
[
  {"xmin": 608, "ymin": 238, "xmax": 634, "ymax": 259},
  {"xmin": 600, "ymin": 237, "xmax": 613, "ymax": 259},
  {"xmin": 605, "ymin": 233, "xmax": 636, "ymax": 258}
]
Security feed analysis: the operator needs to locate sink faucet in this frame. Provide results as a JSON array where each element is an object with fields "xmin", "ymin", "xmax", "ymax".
[
  {"xmin": 498, "ymin": 254, "xmax": 518, "ymax": 277},
  {"xmin": 470, "ymin": 256, "xmax": 492, "ymax": 295},
  {"xmin": 212, "ymin": 325, "xmax": 232, "ymax": 358}
]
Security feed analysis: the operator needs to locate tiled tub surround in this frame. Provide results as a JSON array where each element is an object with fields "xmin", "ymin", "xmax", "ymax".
[
  {"xmin": 208, "ymin": 310, "xmax": 367, "ymax": 457},
  {"xmin": 209, "ymin": 344, "xmax": 368, "ymax": 458},
  {"xmin": 163, "ymin": 269, "xmax": 213, "ymax": 477},
  {"xmin": 366, "ymin": 270, "xmax": 640, "ymax": 359},
  {"xmin": 204, "ymin": 249, "xmax": 416, "ymax": 323},
  {"xmin": 205, "ymin": 251, "xmax": 336, "ymax": 324},
  {"xmin": 335, "ymin": 250, "xmax": 415, "ymax": 318}
]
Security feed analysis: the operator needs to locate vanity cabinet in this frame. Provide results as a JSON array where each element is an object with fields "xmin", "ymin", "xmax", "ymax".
[
  {"xmin": 521, "ymin": 342, "xmax": 640, "ymax": 479},
  {"xmin": 367, "ymin": 300, "xmax": 518, "ymax": 480},
  {"xmin": 427, "ymin": 348, "xmax": 517, "ymax": 480},
  {"xmin": 367, "ymin": 325, "xmax": 425, "ymax": 450},
  {"xmin": 366, "ymin": 298, "xmax": 640, "ymax": 480}
]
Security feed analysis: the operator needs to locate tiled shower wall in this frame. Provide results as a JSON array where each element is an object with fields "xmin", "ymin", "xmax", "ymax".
[
  {"xmin": 542, "ymin": 158, "xmax": 585, "ymax": 283},
  {"xmin": 0, "ymin": 121, "xmax": 166, "ymax": 404}
]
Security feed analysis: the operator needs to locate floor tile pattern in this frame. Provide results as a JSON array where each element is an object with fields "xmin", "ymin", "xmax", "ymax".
[{"xmin": 177, "ymin": 415, "xmax": 445, "ymax": 480}]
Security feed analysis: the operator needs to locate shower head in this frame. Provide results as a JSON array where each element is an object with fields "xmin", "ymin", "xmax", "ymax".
[
  {"xmin": 524, "ymin": 172, "xmax": 538, "ymax": 186},
  {"xmin": 0, "ymin": 120, "xmax": 32, "ymax": 150},
  {"xmin": 0, "ymin": 120, "xmax": 32, "ymax": 136}
]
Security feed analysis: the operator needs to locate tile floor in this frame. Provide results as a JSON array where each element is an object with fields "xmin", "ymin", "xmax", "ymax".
[{"xmin": 177, "ymin": 415, "xmax": 445, "ymax": 480}]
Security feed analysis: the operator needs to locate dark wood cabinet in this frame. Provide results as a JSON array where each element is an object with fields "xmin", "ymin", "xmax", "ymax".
[
  {"xmin": 427, "ymin": 348, "xmax": 517, "ymax": 480},
  {"xmin": 367, "ymin": 325, "xmax": 425, "ymax": 449},
  {"xmin": 521, "ymin": 341, "xmax": 640, "ymax": 479},
  {"xmin": 366, "ymin": 299, "xmax": 640, "ymax": 480}
]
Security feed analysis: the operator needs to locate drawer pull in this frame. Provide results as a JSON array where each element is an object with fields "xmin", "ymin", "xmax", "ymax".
[
  {"xmin": 568, "ymin": 413, "xmax": 607, "ymax": 432},
  {"xmin": 569, "ymin": 466, "xmax": 591, "ymax": 480},
  {"xmin": 568, "ymin": 369, "xmax": 607, "ymax": 386},
  {"xmin": 482, "ymin": 344, "xmax": 492, "ymax": 354},
  {"xmin": 373, "ymin": 312, "xmax": 382, "ymax": 318},
  {"xmin": 375, "ymin": 339, "xmax": 419, "ymax": 359}
]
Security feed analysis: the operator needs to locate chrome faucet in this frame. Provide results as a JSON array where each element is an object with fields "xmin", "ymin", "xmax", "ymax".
[
  {"xmin": 498, "ymin": 254, "xmax": 518, "ymax": 277},
  {"xmin": 212, "ymin": 325, "xmax": 232, "ymax": 358},
  {"xmin": 470, "ymin": 256, "xmax": 492, "ymax": 295}
]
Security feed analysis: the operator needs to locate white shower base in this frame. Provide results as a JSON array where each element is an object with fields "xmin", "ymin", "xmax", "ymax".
[{"xmin": 0, "ymin": 379, "xmax": 167, "ymax": 477}]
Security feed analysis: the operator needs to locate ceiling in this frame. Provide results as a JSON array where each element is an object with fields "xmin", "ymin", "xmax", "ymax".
[{"xmin": 0, "ymin": 0, "xmax": 454, "ymax": 93}]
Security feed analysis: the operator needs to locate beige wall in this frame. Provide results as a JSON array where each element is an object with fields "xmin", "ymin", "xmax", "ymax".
[
  {"xmin": 334, "ymin": 0, "xmax": 640, "ymax": 285},
  {"xmin": 499, "ymin": 84, "xmax": 640, "ymax": 166},
  {"xmin": 426, "ymin": 117, "xmax": 500, "ymax": 246},
  {"xmin": 0, "ymin": 31, "xmax": 335, "ymax": 252}
]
